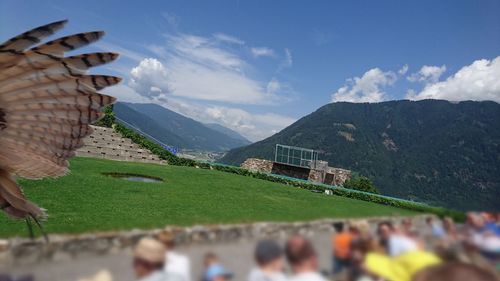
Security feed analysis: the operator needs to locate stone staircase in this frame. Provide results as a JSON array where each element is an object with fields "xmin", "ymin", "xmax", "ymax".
[{"xmin": 76, "ymin": 125, "xmax": 166, "ymax": 165}]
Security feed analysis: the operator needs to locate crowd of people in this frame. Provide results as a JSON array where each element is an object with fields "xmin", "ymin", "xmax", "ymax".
[
  {"xmin": 124, "ymin": 212, "xmax": 499, "ymax": 281},
  {"xmin": 3, "ymin": 213, "xmax": 499, "ymax": 281}
]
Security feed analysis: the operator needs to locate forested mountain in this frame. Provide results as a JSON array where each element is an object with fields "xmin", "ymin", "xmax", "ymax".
[
  {"xmin": 220, "ymin": 100, "xmax": 500, "ymax": 211},
  {"xmin": 114, "ymin": 102, "xmax": 250, "ymax": 151},
  {"xmin": 204, "ymin": 123, "xmax": 251, "ymax": 144}
]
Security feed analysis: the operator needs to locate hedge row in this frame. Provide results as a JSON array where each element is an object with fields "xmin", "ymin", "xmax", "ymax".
[
  {"xmin": 202, "ymin": 163, "xmax": 465, "ymax": 221},
  {"xmin": 114, "ymin": 123, "xmax": 197, "ymax": 166},
  {"xmin": 110, "ymin": 123, "xmax": 465, "ymax": 221}
]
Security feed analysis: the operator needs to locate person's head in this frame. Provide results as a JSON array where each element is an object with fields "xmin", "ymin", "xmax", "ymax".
[
  {"xmin": 254, "ymin": 240, "xmax": 285, "ymax": 272},
  {"xmin": 285, "ymin": 235, "xmax": 318, "ymax": 274},
  {"xmin": 133, "ymin": 237, "xmax": 166, "ymax": 279},
  {"xmin": 443, "ymin": 217, "xmax": 455, "ymax": 232},
  {"xmin": 402, "ymin": 218, "xmax": 412, "ymax": 228},
  {"xmin": 467, "ymin": 212, "xmax": 485, "ymax": 230},
  {"xmin": 349, "ymin": 225, "xmax": 360, "ymax": 236},
  {"xmin": 480, "ymin": 212, "xmax": 495, "ymax": 223},
  {"xmin": 413, "ymin": 262, "xmax": 498, "ymax": 281},
  {"xmin": 377, "ymin": 221, "xmax": 394, "ymax": 240},
  {"xmin": 426, "ymin": 217, "xmax": 433, "ymax": 225},
  {"xmin": 333, "ymin": 222, "xmax": 345, "ymax": 233},
  {"xmin": 156, "ymin": 230, "xmax": 176, "ymax": 250},
  {"xmin": 351, "ymin": 220, "xmax": 371, "ymax": 238},
  {"xmin": 203, "ymin": 252, "xmax": 219, "ymax": 269}
]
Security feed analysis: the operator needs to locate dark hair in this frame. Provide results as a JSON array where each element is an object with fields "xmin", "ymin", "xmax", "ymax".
[
  {"xmin": 413, "ymin": 262, "xmax": 498, "ymax": 281},
  {"xmin": 255, "ymin": 240, "xmax": 283, "ymax": 266},
  {"xmin": 377, "ymin": 221, "xmax": 393, "ymax": 232},
  {"xmin": 333, "ymin": 222, "xmax": 344, "ymax": 233},
  {"xmin": 285, "ymin": 235, "xmax": 316, "ymax": 266}
]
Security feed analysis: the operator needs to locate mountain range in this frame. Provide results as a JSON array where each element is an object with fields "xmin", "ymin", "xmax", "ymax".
[
  {"xmin": 113, "ymin": 102, "xmax": 251, "ymax": 151},
  {"xmin": 220, "ymin": 99, "xmax": 500, "ymax": 211}
]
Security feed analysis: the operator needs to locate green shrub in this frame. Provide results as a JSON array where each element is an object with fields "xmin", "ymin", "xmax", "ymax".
[
  {"xmin": 114, "ymin": 123, "xmax": 197, "ymax": 166},
  {"xmin": 95, "ymin": 105, "xmax": 115, "ymax": 128},
  {"xmin": 343, "ymin": 175, "xmax": 380, "ymax": 194}
]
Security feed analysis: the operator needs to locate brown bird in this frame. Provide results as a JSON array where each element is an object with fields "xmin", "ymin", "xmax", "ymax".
[{"xmin": 0, "ymin": 20, "xmax": 120, "ymax": 236}]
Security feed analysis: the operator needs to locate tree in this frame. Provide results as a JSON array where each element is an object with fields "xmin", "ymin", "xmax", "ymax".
[{"xmin": 343, "ymin": 175, "xmax": 380, "ymax": 194}]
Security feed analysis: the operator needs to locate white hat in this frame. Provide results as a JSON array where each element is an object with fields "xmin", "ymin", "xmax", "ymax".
[{"xmin": 134, "ymin": 237, "xmax": 166, "ymax": 264}]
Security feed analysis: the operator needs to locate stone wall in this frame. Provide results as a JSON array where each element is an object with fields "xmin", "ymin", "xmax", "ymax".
[
  {"xmin": 326, "ymin": 168, "xmax": 352, "ymax": 186},
  {"xmin": 240, "ymin": 158, "xmax": 351, "ymax": 186},
  {"xmin": 240, "ymin": 158, "xmax": 273, "ymax": 173},
  {"xmin": 0, "ymin": 215, "xmax": 433, "ymax": 266},
  {"xmin": 308, "ymin": 169, "xmax": 324, "ymax": 183},
  {"xmin": 76, "ymin": 125, "xmax": 165, "ymax": 165}
]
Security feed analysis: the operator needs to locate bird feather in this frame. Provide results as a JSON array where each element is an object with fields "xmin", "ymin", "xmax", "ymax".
[{"xmin": 0, "ymin": 20, "xmax": 119, "ymax": 220}]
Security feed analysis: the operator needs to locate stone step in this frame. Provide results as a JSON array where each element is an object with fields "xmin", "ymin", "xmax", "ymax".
[
  {"xmin": 87, "ymin": 134, "xmax": 135, "ymax": 144},
  {"xmin": 82, "ymin": 142, "xmax": 146, "ymax": 153},
  {"xmin": 83, "ymin": 140, "xmax": 136, "ymax": 149},
  {"xmin": 75, "ymin": 125, "xmax": 166, "ymax": 165},
  {"xmin": 76, "ymin": 150, "xmax": 163, "ymax": 163},
  {"xmin": 77, "ymin": 153, "xmax": 164, "ymax": 165},
  {"xmin": 77, "ymin": 147, "xmax": 159, "ymax": 160}
]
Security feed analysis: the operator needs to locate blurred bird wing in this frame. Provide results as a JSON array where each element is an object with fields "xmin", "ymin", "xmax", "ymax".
[{"xmin": 0, "ymin": 20, "xmax": 120, "ymax": 179}]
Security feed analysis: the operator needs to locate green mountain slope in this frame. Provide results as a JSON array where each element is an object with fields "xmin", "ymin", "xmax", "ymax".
[
  {"xmin": 220, "ymin": 100, "xmax": 500, "ymax": 211},
  {"xmin": 204, "ymin": 123, "xmax": 251, "ymax": 144},
  {"xmin": 113, "ymin": 102, "xmax": 186, "ymax": 148},
  {"xmin": 114, "ymin": 102, "xmax": 250, "ymax": 151}
]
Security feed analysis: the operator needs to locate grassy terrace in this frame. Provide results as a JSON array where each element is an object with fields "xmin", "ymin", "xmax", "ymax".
[{"xmin": 0, "ymin": 157, "xmax": 417, "ymax": 237}]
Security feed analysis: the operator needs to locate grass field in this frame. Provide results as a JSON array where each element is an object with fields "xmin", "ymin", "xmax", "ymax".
[{"xmin": 0, "ymin": 157, "xmax": 417, "ymax": 237}]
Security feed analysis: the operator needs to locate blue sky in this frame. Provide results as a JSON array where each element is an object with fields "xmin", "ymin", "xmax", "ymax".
[{"xmin": 1, "ymin": 0, "xmax": 499, "ymax": 140}]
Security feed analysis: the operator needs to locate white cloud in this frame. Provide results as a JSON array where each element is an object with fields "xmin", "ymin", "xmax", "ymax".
[
  {"xmin": 398, "ymin": 64, "xmax": 409, "ymax": 75},
  {"xmin": 284, "ymin": 48, "xmax": 293, "ymax": 67},
  {"xmin": 213, "ymin": 33, "xmax": 245, "ymax": 45},
  {"xmin": 161, "ymin": 12, "xmax": 179, "ymax": 27},
  {"xmin": 250, "ymin": 47, "xmax": 275, "ymax": 58},
  {"xmin": 265, "ymin": 78, "xmax": 295, "ymax": 97},
  {"xmin": 407, "ymin": 57, "xmax": 500, "ymax": 103},
  {"xmin": 407, "ymin": 65, "xmax": 446, "ymax": 83},
  {"xmin": 129, "ymin": 58, "xmax": 172, "ymax": 98},
  {"xmin": 113, "ymin": 84, "xmax": 296, "ymax": 141},
  {"xmin": 331, "ymin": 68, "xmax": 397, "ymax": 103},
  {"xmin": 112, "ymin": 30, "xmax": 298, "ymax": 141},
  {"xmin": 102, "ymin": 84, "xmax": 150, "ymax": 104},
  {"xmin": 200, "ymin": 105, "xmax": 296, "ymax": 141},
  {"xmin": 168, "ymin": 34, "xmax": 244, "ymax": 70},
  {"xmin": 133, "ymin": 33, "xmax": 293, "ymax": 105}
]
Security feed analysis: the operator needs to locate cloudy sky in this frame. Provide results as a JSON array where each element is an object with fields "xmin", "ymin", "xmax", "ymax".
[{"xmin": 1, "ymin": 0, "xmax": 499, "ymax": 141}]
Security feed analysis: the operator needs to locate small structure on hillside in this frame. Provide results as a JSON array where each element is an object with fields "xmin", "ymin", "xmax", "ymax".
[{"xmin": 241, "ymin": 144, "xmax": 351, "ymax": 186}]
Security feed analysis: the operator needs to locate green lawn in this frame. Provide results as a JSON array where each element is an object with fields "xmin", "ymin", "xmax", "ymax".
[{"xmin": 0, "ymin": 157, "xmax": 417, "ymax": 237}]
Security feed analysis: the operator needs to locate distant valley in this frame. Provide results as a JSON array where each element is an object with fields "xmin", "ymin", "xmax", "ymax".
[{"xmin": 113, "ymin": 102, "xmax": 251, "ymax": 152}]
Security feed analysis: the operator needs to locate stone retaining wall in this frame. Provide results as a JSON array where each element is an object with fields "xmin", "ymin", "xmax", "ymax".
[
  {"xmin": 241, "ymin": 158, "xmax": 273, "ymax": 173},
  {"xmin": 241, "ymin": 158, "xmax": 351, "ymax": 186},
  {"xmin": 326, "ymin": 168, "xmax": 352, "ymax": 186},
  {"xmin": 76, "ymin": 125, "xmax": 165, "ymax": 165},
  {"xmin": 0, "ymin": 215, "xmax": 433, "ymax": 266}
]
